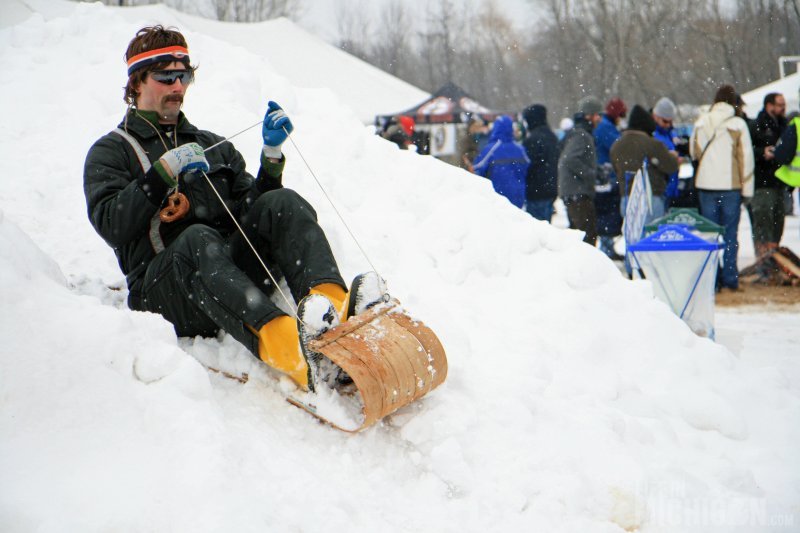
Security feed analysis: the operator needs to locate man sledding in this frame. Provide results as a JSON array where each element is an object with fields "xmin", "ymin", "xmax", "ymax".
[
  {"xmin": 84, "ymin": 25, "xmax": 388, "ymax": 392},
  {"xmin": 84, "ymin": 26, "xmax": 446, "ymax": 430}
]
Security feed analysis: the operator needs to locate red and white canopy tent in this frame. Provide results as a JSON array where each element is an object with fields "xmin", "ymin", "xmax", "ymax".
[
  {"xmin": 376, "ymin": 82, "xmax": 507, "ymax": 158},
  {"xmin": 377, "ymin": 82, "xmax": 505, "ymax": 125}
]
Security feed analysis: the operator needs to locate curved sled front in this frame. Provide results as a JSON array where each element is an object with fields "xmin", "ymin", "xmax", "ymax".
[{"xmin": 300, "ymin": 299, "xmax": 447, "ymax": 432}]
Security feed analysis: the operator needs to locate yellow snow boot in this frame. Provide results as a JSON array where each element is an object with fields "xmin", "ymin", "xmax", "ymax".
[{"xmin": 255, "ymin": 315, "xmax": 309, "ymax": 390}]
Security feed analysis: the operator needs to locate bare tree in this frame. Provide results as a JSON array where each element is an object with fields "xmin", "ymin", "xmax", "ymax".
[
  {"xmin": 791, "ymin": 0, "xmax": 800, "ymax": 23},
  {"xmin": 464, "ymin": 1, "xmax": 527, "ymax": 108},
  {"xmin": 521, "ymin": 0, "xmax": 799, "ymax": 116},
  {"xmin": 415, "ymin": 0, "xmax": 462, "ymax": 88},
  {"xmin": 370, "ymin": 3, "xmax": 413, "ymax": 78},
  {"xmin": 77, "ymin": 0, "xmax": 302, "ymax": 21},
  {"xmin": 334, "ymin": 0, "xmax": 372, "ymax": 60},
  {"xmin": 212, "ymin": 0, "xmax": 303, "ymax": 22},
  {"xmin": 86, "ymin": 0, "xmax": 798, "ymax": 116}
]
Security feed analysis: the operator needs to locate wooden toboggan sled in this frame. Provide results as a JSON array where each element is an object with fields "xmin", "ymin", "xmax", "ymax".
[{"xmin": 287, "ymin": 298, "xmax": 448, "ymax": 432}]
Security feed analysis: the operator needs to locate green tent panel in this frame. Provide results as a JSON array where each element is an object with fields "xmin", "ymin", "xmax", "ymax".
[{"xmin": 644, "ymin": 208, "xmax": 724, "ymax": 242}]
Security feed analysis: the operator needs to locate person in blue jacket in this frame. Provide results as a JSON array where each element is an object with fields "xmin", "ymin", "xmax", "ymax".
[
  {"xmin": 593, "ymin": 97, "xmax": 626, "ymax": 260},
  {"xmin": 473, "ymin": 115, "xmax": 530, "ymax": 208}
]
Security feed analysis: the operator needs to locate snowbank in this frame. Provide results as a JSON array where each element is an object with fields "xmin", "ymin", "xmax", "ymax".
[
  {"xmin": 0, "ymin": 0, "xmax": 427, "ymax": 124},
  {"xmin": 0, "ymin": 2, "xmax": 798, "ymax": 532}
]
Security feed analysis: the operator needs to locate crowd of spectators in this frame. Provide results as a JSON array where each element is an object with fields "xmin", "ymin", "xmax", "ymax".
[{"xmin": 381, "ymin": 84, "xmax": 799, "ymax": 289}]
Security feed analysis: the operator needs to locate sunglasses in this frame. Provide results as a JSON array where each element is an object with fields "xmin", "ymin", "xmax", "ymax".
[{"xmin": 150, "ymin": 69, "xmax": 194, "ymax": 85}]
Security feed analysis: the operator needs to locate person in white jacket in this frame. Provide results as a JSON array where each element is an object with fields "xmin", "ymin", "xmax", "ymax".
[{"xmin": 690, "ymin": 84, "xmax": 755, "ymax": 291}]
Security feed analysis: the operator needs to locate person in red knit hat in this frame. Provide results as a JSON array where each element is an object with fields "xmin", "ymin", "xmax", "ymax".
[
  {"xmin": 382, "ymin": 115, "xmax": 415, "ymax": 150},
  {"xmin": 605, "ymin": 98, "xmax": 627, "ymax": 124},
  {"xmin": 399, "ymin": 115, "xmax": 415, "ymax": 138}
]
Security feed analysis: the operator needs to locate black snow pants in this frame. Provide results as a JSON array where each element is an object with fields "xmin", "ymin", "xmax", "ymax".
[
  {"xmin": 141, "ymin": 188, "xmax": 345, "ymax": 357},
  {"xmin": 564, "ymin": 194, "xmax": 598, "ymax": 245}
]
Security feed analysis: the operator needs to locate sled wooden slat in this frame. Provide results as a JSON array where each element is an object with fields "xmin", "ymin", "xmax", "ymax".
[
  {"xmin": 304, "ymin": 299, "xmax": 448, "ymax": 431},
  {"xmin": 391, "ymin": 311, "xmax": 448, "ymax": 390}
]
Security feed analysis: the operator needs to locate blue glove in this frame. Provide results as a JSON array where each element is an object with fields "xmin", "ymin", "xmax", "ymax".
[{"xmin": 262, "ymin": 101, "xmax": 293, "ymax": 159}]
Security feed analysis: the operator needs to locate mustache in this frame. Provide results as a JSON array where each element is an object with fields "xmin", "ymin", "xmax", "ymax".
[{"xmin": 163, "ymin": 95, "xmax": 183, "ymax": 104}]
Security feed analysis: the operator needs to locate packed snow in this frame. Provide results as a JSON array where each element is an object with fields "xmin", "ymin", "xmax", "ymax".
[{"xmin": 1, "ymin": 2, "xmax": 798, "ymax": 532}]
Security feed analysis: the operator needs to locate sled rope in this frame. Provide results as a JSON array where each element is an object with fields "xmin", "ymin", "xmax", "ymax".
[
  {"xmin": 197, "ymin": 117, "xmax": 383, "ymax": 322},
  {"xmin": 282, "ymin": 126, "xmax": 382, "ymax": 280},
  {"xmin": 204, "ymin": 120, "xmax": 263, "ymax": 154},
  {"xmin": 200, "ymin": 169, "xmax": 304, "ymax": 322},
  {"xmin": 204, "ymin": 119, "xmax": 382, "ymax": 280}
]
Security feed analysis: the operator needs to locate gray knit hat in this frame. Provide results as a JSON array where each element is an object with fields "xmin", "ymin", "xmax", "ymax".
[
  {"xmin": 578, "ymin": 96, "xmax": 602, "ymax": 116},
  {"xmin": 653, "ymin": 97, "xmax": 677, "ymax": 120}
]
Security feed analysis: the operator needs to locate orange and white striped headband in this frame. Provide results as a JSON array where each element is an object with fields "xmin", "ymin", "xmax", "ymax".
[{"xmin": 127, "ymin": 45, "xmax": 190, "ymax": 76}]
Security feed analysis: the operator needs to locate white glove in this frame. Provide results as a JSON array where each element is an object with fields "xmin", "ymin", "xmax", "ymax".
[{"xmin": 158, "ymin": 143, "xmax": 209, "ymax": 185}]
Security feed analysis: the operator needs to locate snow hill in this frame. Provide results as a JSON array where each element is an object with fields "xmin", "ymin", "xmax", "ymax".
[
  {"xmin": 1, "ymin": 2, "xmax": 798, "ymax": 532},
  {"xmin": 1, "ymin": 0, "xmax": 429, "ymax": 123}
]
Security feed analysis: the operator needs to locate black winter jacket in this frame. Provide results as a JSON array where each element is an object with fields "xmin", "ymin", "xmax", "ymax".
[
  {"xmin": 752, "ymin": 110, "xmax": 788, "ymax": 189},
  {"xmin": 557, "ymin": 117, "xmax": 597, "ymax": 199},
  {"xmin": 84, "ymin": 110, "xmax": 284, "ymax": 310},
  {"xmin": 522, "ymin": 125, "xmax": 559, "ymax": 201},
  {"xmin": 774, "ymin": 118, "xmax": 798, "ymax": 165}
]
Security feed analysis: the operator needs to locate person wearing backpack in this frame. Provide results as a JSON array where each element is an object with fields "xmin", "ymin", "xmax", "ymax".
[{"xmin": 690, "ymin": 85, "xmax": 755, "ymax": 291}]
